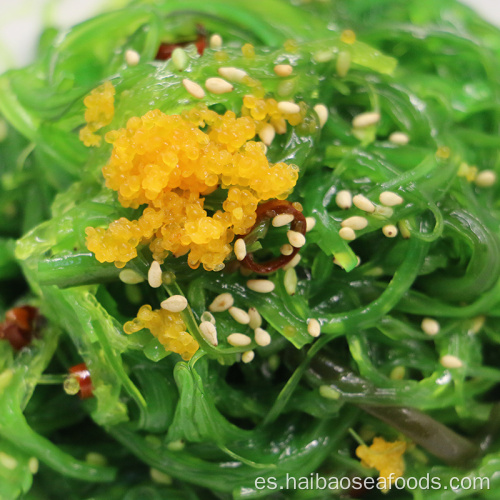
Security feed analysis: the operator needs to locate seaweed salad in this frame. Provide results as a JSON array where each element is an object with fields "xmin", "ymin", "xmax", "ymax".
[{"xmin": 1, "ymin": 0, "xmax": 500, "ymax": 498}]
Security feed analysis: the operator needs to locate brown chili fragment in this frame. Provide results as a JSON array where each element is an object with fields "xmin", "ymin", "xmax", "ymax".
[
  {"xmin": 68, "ymin": 363, "xmax": 94, "ymax": 399},
  {"xmin": 155, "ymin": 25, "xmax": 207, "ymax": 60},
  {"xmin": 240, "ymin": 199, "xmax": 306, "ymax": 274},
  {"xmin": 0, "ymin": 305, "xmax": 41, "ymax": 351}
]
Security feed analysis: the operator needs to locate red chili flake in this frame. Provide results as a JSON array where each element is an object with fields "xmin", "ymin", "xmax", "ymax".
[
  {"xmin": 69, "ymin": 363, "xmax": 94, "ymax": 399},
  {"xmin": 240, "ymin": 199, "xmax": 307, "ymax": 274},
  {"xmin": 0, "ymin": 305, "xmax": 40, "ymax": 351},
  {"xmin": 155, "ymin": 25, "xmax": 207, "ymax": 61}
]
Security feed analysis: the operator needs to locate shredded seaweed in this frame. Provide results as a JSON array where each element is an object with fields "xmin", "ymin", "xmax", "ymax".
[{"xmin": 1, "ymin": 0, "xmax": 500, "ymax": 498}]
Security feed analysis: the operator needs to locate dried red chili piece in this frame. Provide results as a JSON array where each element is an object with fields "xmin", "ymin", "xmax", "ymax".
[
  {"xmin": 155, "ymin": 25, "xmax": 207, "ymax": 60},
  {"xmin": 0, "ymin": 305, "xmax": 40, "ymax": 351},
  {"xmin": 68, "ymin": 363, "xmax": 94, "ymax": 399},
  {"xmin": 240, "ymin": 199, "xmax": 306, "ymax": 274}
]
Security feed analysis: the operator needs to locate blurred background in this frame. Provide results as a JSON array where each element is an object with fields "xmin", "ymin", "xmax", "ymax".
[{"xmin": 0, "ymin": 0, "xmax": 499, "ymax": 74}]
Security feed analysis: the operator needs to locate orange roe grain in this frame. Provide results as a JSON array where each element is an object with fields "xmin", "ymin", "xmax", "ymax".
[
  {"xmin": 123, "ymin": 305, "xmax": 198, "ymax": 360},
  {"xmin": 340, "ymin": 29, "xmax": 356, "ymax": 45},
  {"xmin": 241, "ymin": 43, "xmax": 255, "ymax": 58},
  {"xmin": 79, "ymin": 81, "xmax": 115, "ymax": 147},
  {"xmin": 241, "ymin": 95, "xmax": 306, "ymax": 137},
  {"xmin": 356, "ymin": 437, "xmax": 407, "ymax": 492}
]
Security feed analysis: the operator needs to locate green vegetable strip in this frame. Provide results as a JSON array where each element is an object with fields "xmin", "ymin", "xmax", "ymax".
[{"xmin": 322, "ymin": 238, "xmax": 429, "ymax": 333}]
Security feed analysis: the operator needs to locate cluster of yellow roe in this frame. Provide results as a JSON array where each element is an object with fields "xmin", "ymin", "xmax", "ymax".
[
  {"xmin": 79, "ymin": 81, "xmax": 115, "ymax": 147},
  {"xmin": 85, "ymin": 96, "xmax": 300, "ymax": 271},
  {"xmin": 123, "ymin": 305, "xmax": 198, "ymax": 360},
  {"xmin": 356, "ymin": 437, "xmax": 407, "ymax": 492},
  {"xmin": 241, "ymin": 95, "xmax": 306, "ymax": 135}
]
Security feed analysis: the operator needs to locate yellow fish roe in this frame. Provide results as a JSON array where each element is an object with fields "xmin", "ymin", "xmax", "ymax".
[
  {"xmin": 85, "ymin": 105, "xmax": 299, "ymax": 271},
  {"xmin": 124, "ymin": 305, "xmax": 198, "ymax": 360},
  {"xmin": 458, "ymin": 162, "xmax": 478, "ymax": 182},
  {"xmin": 241, "ymin": 43, "xmax": 256, "ymax": 58},
  {"xmin": 356, "ymin": 437, "xmax": 407, "ymax": 492},
  {"xmin": 79, "ymin": 81, "xmax": 115, "ymax": 147},
  {"xmin": 241, "ymin": 95, "xmax": 306, "ymax": 135},
  {"xmin": 340, "ymin": 29, "xmax": 357, "ymax": 45}
]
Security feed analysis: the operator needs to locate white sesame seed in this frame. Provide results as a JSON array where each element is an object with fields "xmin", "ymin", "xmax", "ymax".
[
  {"xmin": 374, "ymin": 206, "xmax": 394, "ymax": 219},
  {"xmin": 247, "ymin": 279, "xmax": 275, "ymax": 293},
  {"xmin": 268, "ymin": 354, "xmax": 280, "ymax": 371},
  {"xmin": 307, "ymin": 318, "xmax": 321, "ymax": 337},
  {"xmin": 287, "ymin": 230, "xmax": 306, "ymax": 248},
  {"xmin": 273, "ymin": 116, "xmax": 287, "ymax": 133},
  {"xmin": 272, "ymin": 213, "xmax": 294, "ymax": 227},
  {"xmin": 254, "ymin": 327, "xmax": 271, "ymax": 346},
  {"xmin": 242, "ymin": 350, "xmax": 255, "ymax": 363},
  {"xmin": 352, "ymin": 111, "xmax": 381, "ymax": 129},
  {"xmin": 341, "ymin": 216, "xmax": 368, "ymax": 230},
  {"xmin": 182, "ymin": 78, "xmax": 205, "ymax": 99},
  {"xmin": 227, "ymin": 333, "xmax": 252, "ymax": 347},
  {"xmin": 319, "ymin": 385, "xmax": 340, "ymax": 400},
  {"xmin": 421, "ymin": 318, "xmax": 440, "ymax": 336},
  {"xmin": 161, "ymin": 295, "xmax": 188, "ymax": 313},
  {"xmin": 0, "ymin": 452, "xmax": 17, "ymax": 470},
  {"xmin": 313, "ymin": 49, "xmax": 334, "ymax": 63},
  {"xmin": 440, "ymin": 354, "xmax": 463, "ymax": 369},
  {"xmin": 314, "ymin": 104, "xmax": 329, "ymax": 128},
  {"xmin": 218, "ymin": 66, "xmax": 247, "ymax": 82},
  {"xmin": 335, "ymin": 190, "xmax": 352, "ymax": 210},
  {"xmin": 274, "ymin": 64, "xmax": 293, "ymax": 77},
  {"xmin": 167, "ymin": 439, "xmax": 185, "ymax": 451},
  {"xmin": 125, "ymin": 49, "xmax": 140, "ymax": 66},
  {"xmin": 200, "ymin": 311, "xmax": 216, "ymax": 324},
  {"xmin": 277, "ymin": 101, "xmax": 301, "ymax": 114},
  {"xmin": 172, "ymin": 47, "xmax": 188, "ymax": 71},
  {"xmin": 475, "ymin": 170, "xmax": 497, "ymax": 188},
  {"xmin": 280, "ymin": 243, "xmax": 294, "ymax": 256},
  {"xmin": 205, "ymin": 77, "xmax": 233, "ymax": 94},
  {"xmin": 229, "ymin": 306, "xmax": 250, "ymax": 325},
  {"xmin": 28, "ymin": 457, "xmax": 39, "ymax": 474},
  {"xmin": 148, "ymin": 261, "xmax": 162, "ymax": 288},
  {"xmin": 352, "ymin": 194, "xmax": 375, "ymax": 213},
  {"xmin": 470, "ymin": 315, "xmax": 485, "ymax": 334},
  {"xmin": 150, "ymin": 468, "xmax": 173, "ymax": 485},
  {"xmin": 336, "ymin": 50, "xmax": 351, "ymax": 77},
  {"xmin": 390, "ymin": 366, "xmax": 406, "ymax": 380},
  {"xmin": 248, "ymin": 308, "xmax": 262, "ymax": 330},
  {"xmin": 382, "ymin": 224, "xmax": 398, "ymax": 238},
  {"xmin": 234, "ymin": 238, "xmax": 247, "ymax": 261},
  {"xmin": 199, "ymin": 321, "xmax": 218, "ymax": 346},
  {"xmin": 277, "ymin": 79, "xmax": 293, "ymax": 97},
  {"xmin": 86, "ymin": 452, "xmax": 108, "ymax": 466},
  {"xmin": 284, "ymin": 267, "xmax": 298, "ymax": 295},
  {"xmin": 379, "ymin": 191, "xmax": 404, "ymax": 206},
  {"xmin": 305, "ymin": 217, "xmax": 316, "ymax": 232},
  {"xmin": 258, "ymin": 123, "xmax": 275, "ymax": 146},
  {"xmin": 209, "ymin": 292, "xmax": 234, "ymax": 312},
  {"xmin": 209, "ymin": 34, "xmax": 222, "ymax": 49},
  {"xmin": 283, "ymin": 253, "xmax": 301, "ymax": 270},
  {"xmin": 339, "ymin": 227, "xmax": 356, "ymax": 241},
  {"xmin": 398, "ymin": 220, "xmax": 411, "ymax": 239},
  {"xmin": 389, "ymin": 131, "xmax": 410, "ymax": 145},
  {"xmin": 119, "ymin": 269, "xmax": 144, "ymax": 284}
]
